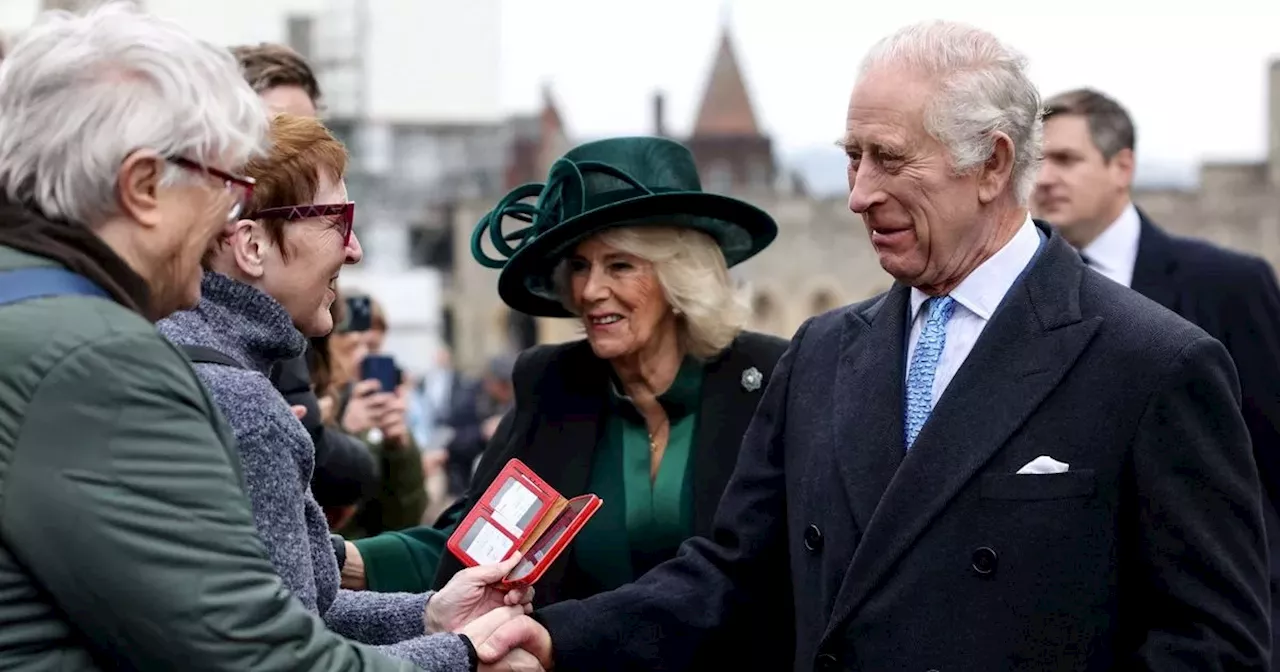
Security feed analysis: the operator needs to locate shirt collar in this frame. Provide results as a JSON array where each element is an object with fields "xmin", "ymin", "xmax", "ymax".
[
  {"xmin": 910, "ymin": 214, "xmax": 1040, "ymax": 322},
  {"xmin": 1080, "ymin": 201, "xmax": 1141, "ymax": 286},
  {"xmin": 608, "ymin": 356, "xmax": 704, "ymax": 421}
]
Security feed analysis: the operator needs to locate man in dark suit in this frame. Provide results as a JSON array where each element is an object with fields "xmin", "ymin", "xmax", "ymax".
[
  {"xmin": 468, "ymin": 21, "xmax": 1271, "ymax": 671},
  {"xmin": 1036, "ymin": 87, "xmax": 1280, "ymax": 664}
]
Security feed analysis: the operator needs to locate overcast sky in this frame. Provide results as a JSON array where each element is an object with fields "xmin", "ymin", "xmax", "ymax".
[{"xmin": 500, "ymin": 0, "xmax": 1280, "ymax": 169}]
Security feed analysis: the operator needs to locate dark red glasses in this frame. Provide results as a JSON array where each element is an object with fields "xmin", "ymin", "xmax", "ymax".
[
  {"xmin": 247, "ymin": 202, "xmax": 356, "ymax": 246},
  {"xmin": 167, "ymin": 156, "xmax": 256, "ymax": 221}
]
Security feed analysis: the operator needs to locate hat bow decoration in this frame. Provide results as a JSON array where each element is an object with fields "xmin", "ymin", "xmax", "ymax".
[{"xmin": 470, "ymin": 158, "xmax": 654, "ymax": 269}]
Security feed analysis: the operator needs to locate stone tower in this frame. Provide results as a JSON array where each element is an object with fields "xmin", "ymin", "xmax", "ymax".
[{"xmin": 684, "ymin": 23, "xmax": 775, "ymax": 193}]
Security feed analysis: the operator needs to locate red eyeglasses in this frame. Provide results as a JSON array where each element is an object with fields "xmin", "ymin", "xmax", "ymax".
[
  {"xmin": 247, "ymin": 202, "xmax": 356, "ymax": 246},
  {"xmin": 167, "ymin": 156, "xmax": 256, "ymax": 221}
]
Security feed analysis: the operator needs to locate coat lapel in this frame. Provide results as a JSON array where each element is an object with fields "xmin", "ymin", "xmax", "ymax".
[
  {"xmin": 822, "ymin": 229, "xmax": 1102, "ymax": 640},
  {"xmin": 1130, "ymin": 211, "xmax": 1179, "ymax": 312},
  {"xmin": 691, "ymin": 339, "xmax": 766, "ymax": 536},
  {"xmin": 523, "ymin": 342, "xmax": 607, "ymax": 498},
  {"xmin": 832, "ymin": 286, "xmax": 910, "ymax": 533}
]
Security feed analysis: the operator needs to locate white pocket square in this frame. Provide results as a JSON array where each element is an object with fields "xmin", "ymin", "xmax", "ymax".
[{"xmin": 1016, "ymin": 455, "xmax": 1070, "ymax": 475}]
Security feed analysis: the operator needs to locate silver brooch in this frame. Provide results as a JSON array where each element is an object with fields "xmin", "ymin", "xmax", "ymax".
[{"xmin": 741, "ymin": 367, "xmax": 763, "ymax": 392}]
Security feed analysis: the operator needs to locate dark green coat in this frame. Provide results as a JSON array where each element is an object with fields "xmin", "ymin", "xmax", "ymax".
[{"xmin": 0, "ymin": 246, "xmax": 427, "ymax": 670}]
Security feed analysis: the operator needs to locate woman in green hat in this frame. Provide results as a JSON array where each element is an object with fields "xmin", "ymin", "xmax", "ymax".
[{"xmin": 346, "ymin": 136, "xmax": 795, "ymax": 667}]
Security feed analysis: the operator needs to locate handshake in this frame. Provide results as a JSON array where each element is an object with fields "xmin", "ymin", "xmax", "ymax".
[{"xmin": 426, "ymin": 552, "xmax": 555, "ymax": 671}]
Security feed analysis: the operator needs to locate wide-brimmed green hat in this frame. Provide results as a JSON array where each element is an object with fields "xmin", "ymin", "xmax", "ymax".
[{"xmin": 470, "ymin": 136, "xmax": 778, "ymax": 318}]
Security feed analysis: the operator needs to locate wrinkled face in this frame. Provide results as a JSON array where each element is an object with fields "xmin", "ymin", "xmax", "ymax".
[
  {"xmin": 261, "ymin": 85, "xmax": 317, "ymax": 118},
  {"xmin": 1034, "ymin": 114, "xmax": 1132, "ymax": 235},
  {"xmin": 148, "ymin": 155, "xmax": 249, "ymax": 316},
  {"xmin": 567, "ymin": 234, "xmax": 675, "ymax": 362},
  {"xmin": 253, "ymin": 173, "xmax": 362, "ymax": 336},
  {"xmin": 844, "ymin": 66, "xmax": 990, "ymax": 291}
]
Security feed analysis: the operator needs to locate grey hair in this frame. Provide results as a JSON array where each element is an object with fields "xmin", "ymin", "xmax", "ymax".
[
  {"xmin": 555, "ymin": 226, "xmax": 749, "ymax": 359},
  {"xmin": 859, "ymin": 20, "xmax": 1043, "ymax": 205},
  {"xmin": 0, "ymin": 0, "xmax": 269, "ymax": 226}
]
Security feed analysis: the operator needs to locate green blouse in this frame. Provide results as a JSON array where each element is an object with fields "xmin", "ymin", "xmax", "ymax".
[{"xmin": 571, "ymin": 357, "xmax": 704, "ymax": 590}]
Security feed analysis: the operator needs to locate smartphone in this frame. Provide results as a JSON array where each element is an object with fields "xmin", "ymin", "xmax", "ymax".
[
  {"xmin": 342, "ymin": 295, "xmax": 372, "ymax": 333},
  {"xmin": 360, "ymin": 354, "xmax": 402, "ymax": 393}
]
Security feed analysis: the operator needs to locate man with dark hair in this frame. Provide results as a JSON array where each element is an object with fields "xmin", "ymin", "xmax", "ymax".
[
  {"xmin": 1036, "ymin": 87, "xmax": 1280, "ymax": 667},
  {"xmin": 231, "ymin": 42, "xmax": 321, "ymax": 117}
]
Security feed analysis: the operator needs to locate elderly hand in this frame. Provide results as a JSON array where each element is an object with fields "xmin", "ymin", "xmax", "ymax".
[
  {"xmin": 425, "ymin": 553, "xmax": 534, "ymax": 634},
  {"xmin": 460, "ymin": 607, "xmax": 544, "ymax": 670},
  {"xmin": 472, "ymin": 614, "xmax": 553, "ymax": 670}
]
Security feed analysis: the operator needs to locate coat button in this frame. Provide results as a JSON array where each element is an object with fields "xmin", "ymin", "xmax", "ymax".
[
  {"xmin": 815, "ymin": 653, "xmax": 839, "ymax": 671},
  {"xmin": 803, "ymin": 524, "xmax": 824, "ymax": 552},
  {"xmin": 971, "ymin": 546, "xmax": 998, "ymax": 575}
]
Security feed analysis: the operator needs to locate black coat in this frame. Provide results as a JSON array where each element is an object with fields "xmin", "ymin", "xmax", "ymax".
[
  {"xmin": 1130, "ymin": 211, "xmax": 1280, "ymax": 666},
  {"xmin": 272, "ymin": 353, "xmax": 378, "ymax": 507},
  {"xmin": 536, "ymin": 222, "xmax": 1271, "ymax": 671},
  {"xmin": 433, "ymin": 330, "xmax": 791, "ymax": 669}
]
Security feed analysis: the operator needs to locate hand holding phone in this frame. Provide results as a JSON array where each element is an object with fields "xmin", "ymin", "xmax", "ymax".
[{"xmin": 359, "ymin": 354, "xmax": 402, "ymax": 393}]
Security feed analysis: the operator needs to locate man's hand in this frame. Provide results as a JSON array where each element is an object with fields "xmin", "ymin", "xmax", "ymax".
[
  {"xmin": 461, "ymin": 607, "xmax": 543, "ymax": 670},
  {"xmin": 472, "ymin": 614, "xmax": 553, "ymax": 670},
  {"xmin": 479, "ymin": 648, "xmax": 545, "ymax": 672},
  {"xmin": 425, "ymin": 553, "xmax": 535, "ymax": 634}
]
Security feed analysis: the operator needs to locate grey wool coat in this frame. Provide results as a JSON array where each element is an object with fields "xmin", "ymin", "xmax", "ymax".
[{"xmin": 158, "ymin": 272, "xmax": 472, "ymax": 671}]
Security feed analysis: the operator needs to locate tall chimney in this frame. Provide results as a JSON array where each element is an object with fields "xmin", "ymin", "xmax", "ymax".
[
  {"xmin": 1269, "ymin": 58, "xmax": 1280, "ymax": 188},
  {"xmin": 652, "ymin": 91, "xmax": 667, "ymax": 137}
]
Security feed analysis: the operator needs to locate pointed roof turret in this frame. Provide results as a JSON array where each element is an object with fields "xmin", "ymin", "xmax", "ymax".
[{"xmin": 691, "ymin": 21, "xmax": 762, "ymax": 138}]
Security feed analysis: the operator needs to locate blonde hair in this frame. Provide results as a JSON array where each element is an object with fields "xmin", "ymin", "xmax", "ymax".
[{"xmin": 556, "ymin": 226, "xmax": 749, "ymax": 359}]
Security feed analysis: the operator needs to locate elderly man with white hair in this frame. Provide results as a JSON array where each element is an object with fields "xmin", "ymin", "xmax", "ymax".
[
  {"xmin": 469, "ymin": 20, "xmax": 1271, "ymax": 671},
  {"xmin": 0, "ymin": 4, "xmax": 533, "ymax": 671}
]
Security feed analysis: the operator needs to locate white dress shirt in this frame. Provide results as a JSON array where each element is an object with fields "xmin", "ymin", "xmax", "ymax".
[
  {"xmin": 1079, "ymin": 202, "xmax": 1141, "ymax": 288},
  {"xmin": 905, "ymin": 216, "xmax": 1041, "ymax": 404}
]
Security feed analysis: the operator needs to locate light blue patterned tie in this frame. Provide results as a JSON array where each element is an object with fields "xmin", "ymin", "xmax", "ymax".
[{"xmin": 905, "ymin": 296, "xmax": 957, "ymax": 449}]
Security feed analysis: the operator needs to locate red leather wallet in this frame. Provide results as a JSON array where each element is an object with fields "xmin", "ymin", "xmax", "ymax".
[{"xmin": 446, "ymin": 458, "xmax": 603, "ymax": 588}]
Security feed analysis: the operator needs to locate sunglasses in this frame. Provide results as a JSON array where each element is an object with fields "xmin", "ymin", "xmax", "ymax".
[
  {"xmin": 167, "ymin": 156, "xmax": 256, "ymax": 221},
  {"xmin": 247, "ymin": 202, "xmax": 356, "ymax": 247}
]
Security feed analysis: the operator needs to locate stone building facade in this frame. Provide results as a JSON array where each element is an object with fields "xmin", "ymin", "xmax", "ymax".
[{"xmin": 446, "ymin": 32, "xmax": 1280, "ymax": 373}]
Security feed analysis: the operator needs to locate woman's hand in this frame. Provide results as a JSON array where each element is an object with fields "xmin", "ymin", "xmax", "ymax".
[
  {"xmin": 340, "ymin": 379, "xmax": 391, "ymax": 434},
  {"xmin": 425, "ymin": 553, "xmax": 535, "ymax": 634},
  {"xmin": 376, "ymin": 387, "xmax": 411, "ymax": 446}
]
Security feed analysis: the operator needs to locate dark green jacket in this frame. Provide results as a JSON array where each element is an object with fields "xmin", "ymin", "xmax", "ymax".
[
  {"xmin": 0, "ymin": 246, "xmax": 434, "ymax": 670},
  {"xmin": 354, "ymin": 509, "xmax": 460, "ymax": 593}
]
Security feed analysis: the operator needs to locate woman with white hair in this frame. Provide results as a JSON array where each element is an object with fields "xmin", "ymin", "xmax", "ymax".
[{"xmin": 382, "ymin": 136, "xmax": 792, "ymax": 670}]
